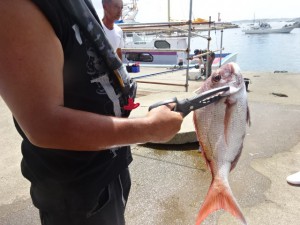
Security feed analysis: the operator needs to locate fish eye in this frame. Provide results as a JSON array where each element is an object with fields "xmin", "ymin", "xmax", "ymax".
[{"xmin": 213, "ymin": 74, "xmax": 221, "ymax": 82}]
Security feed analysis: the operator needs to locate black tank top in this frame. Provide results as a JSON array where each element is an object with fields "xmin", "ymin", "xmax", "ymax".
[{"xmin": 16, "ymin": 0, "xmax": 132, "ymax": 194}]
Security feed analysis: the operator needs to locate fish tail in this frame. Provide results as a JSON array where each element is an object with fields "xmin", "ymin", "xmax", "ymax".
[{"xmin": 195, "ymin": 178, "xmax": 247, "ymax": 225}]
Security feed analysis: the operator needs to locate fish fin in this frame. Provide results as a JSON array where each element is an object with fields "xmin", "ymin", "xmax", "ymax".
[
  {"xmin": 247, "ymin": 105, "xmax": 251, "ymax": 126},
  {"xmin": 195, "ymin": 178, "xmax": 247, "ymax": 225}
]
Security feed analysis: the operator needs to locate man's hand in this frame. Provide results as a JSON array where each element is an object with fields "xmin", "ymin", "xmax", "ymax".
[{"xmin": 146, "ymin": 104, "xmax": 183, "ymax": 143}]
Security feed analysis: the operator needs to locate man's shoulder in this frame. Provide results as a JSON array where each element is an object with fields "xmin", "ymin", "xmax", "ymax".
[{"xmin": 113, "ymin": 23, "xmax": 123, "ymax": 32}]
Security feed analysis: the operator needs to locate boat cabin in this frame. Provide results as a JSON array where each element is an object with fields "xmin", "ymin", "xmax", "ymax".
[{"xmin": 122, "ymin": 33, "xmax": 188, "ymax": 66}]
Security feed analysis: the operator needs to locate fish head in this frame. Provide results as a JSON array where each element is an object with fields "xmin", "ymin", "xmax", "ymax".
[
  {"xmin": 211, "ymin": 63, "xmax": 245, "ymax": 95},
  {"xmin": 196, "ymin": 63, "xmax": 245, "ymax": 97}
]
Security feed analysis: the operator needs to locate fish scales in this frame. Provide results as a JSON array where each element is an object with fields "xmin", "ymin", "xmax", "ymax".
[{"xmin": 193, "ymin": 62, "xmax": 250, "ymax": 225}]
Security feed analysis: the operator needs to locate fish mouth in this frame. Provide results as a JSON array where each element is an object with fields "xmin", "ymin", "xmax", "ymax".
[
  {"xmin": 221, "ymin": 77, "xmax": 243, "ymax": 96},
  {"xmin": 221, "ymin": 86, "xmax": 241, "ymax": 97},
  {"xmin": 229, "ymin": 84, "xmax": 242, "ymax": 94}
]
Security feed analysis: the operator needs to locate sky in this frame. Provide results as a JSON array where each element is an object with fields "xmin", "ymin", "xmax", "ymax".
[{"xmin": 92, "ymin": 0, "xmax": 300, "ymax": 22}]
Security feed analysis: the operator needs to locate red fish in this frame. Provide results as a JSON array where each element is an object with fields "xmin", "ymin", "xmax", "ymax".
[{"xmin": 193, "ymin": 62, "xmax": 250, "ymax": 225}]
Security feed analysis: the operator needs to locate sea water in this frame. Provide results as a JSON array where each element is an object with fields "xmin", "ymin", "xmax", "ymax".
[
  {"xmin": 190, "ymin": 23, "xmax": 300, "ymax": 73},
  {"xmin": 131, "ymin": 0, "xmax": 300, "ymax": 73},
  {"xmin": 94, "ymin": 1, "xmax": 300, "ymax": 72}
]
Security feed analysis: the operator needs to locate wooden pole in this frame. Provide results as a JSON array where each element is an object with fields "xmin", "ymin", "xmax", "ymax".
[
  {"xmin": 168, "ymin": 0, "xmax": 171, "ymax": 22},
  {"xmin": 191, "ymin": 48, "xmax": 224, "ymax": 59},
  {"xmin": 205, "ymin": 16, "xmax": 212, "ymax": 80},
  {"xmin": 185, "ymin": 0, "xmax": 193, "ymax": 92},
  {"xmin": 219, "ymin": 29, "xmax": 224, "ymax": 68}
]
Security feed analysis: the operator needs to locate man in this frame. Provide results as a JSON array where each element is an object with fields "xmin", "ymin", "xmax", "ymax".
[
  {"xmin": 0, "ymin": 0, "xmax": 183, "ymax": 225},
  {"xmin": 101, "ymin": 0, "xmax": 124, "ymax": 60},
  {"xmin": 192, "ymin": 49, "xmax": 216, "ymax": 78}
]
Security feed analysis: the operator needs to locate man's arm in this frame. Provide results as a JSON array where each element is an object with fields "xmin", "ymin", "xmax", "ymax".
[
  {"xmin": 0, "ymin": 0, "xmax": 183, "ymax": 151},
  {"xmin": 116, "ymin": 48, "xmax": 123, "ymax": 61},
  {"xmin": 117, "ymin": 26, "xmax": 124, "ymax": 61}
]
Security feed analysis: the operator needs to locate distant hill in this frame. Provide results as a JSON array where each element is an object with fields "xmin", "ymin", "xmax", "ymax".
[{"xmin": 232, "ymin": 17, "xmax": 300, "ymax": 23}]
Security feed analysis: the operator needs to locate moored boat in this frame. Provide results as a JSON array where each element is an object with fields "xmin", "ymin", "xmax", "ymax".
[
  {"xmin": 122, "ymin": 33, "xmax": 189, "ymax": 66},
  {"xmin": 122, "ymin": 33, "xmax": 237, "ymax": 68},
  {"xmin": 243, "ymin": 22, "xmax": 296, "ymax": 34}
]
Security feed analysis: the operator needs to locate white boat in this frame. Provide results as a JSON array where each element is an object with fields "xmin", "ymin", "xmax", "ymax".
[
  {"xmin": 243, "ymin": 22, "xmax": 296, "ymax": 34},
  {"xmin": 293, "ymin": 21, "xmax": 300, "ymax": 28},
  {"xmin": 122, "ymin": 32, "xmax": 237, "ymax": 68},
  {"xmin": 122, "ymin": 0, "xmax": 138, "ymax": 23},
  {"xmin": 116, "ymin": 0, "xmax": 138, "ymax": 24},
  {"xmin": 122, "ymin": 33, "xmax": 189, "ymax": 66},
  {"xmin": 120, "ymin": 0, "xmax": 238, "ymax": 69}
]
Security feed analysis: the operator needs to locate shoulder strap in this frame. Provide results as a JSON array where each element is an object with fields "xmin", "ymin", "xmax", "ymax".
[{"xmin": 60, "ymin": 0, "xmax": 136, "ymax": 97}]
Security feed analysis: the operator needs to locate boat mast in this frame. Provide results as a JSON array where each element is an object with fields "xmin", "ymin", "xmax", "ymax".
[{"xmin": 168, "ymin": 0, "xmax": 171, "ymax": 22}]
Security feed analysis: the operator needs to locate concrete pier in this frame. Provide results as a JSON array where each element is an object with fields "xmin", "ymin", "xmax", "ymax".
[{"xmin": 1, "ymin": 68, "xmax": 300, "ymax": 225}]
